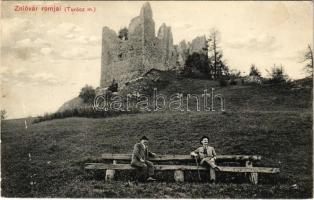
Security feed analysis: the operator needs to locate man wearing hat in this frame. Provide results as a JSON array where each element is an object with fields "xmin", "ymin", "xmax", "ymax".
[
  {"xmin": 190, "ymin": 136, "xmax": 220, "ymax": 181},
  {"xmin": 131, "ymin": 136, "xmax": 157, "ymax": 181}
]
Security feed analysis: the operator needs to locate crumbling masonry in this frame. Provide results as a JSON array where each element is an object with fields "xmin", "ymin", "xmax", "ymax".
[{"xmin": 100, "ymin": 2, "xmax": 207, "ymax": 88}]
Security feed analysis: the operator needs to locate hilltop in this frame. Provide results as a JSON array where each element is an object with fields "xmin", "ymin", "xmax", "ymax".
[
  {"xmin": 59, "ymin": 71, "xmax": 312, "ymax": 114},
  {"xmin": 1, "ymin": 78, "xmax": 312, "ymax": 198}
]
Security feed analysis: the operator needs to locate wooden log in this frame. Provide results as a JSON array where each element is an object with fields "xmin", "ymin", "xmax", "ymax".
[
  {"xmin": 246, "ymin": 161, "xmax": 258, "ymax": 184},
  {"xmin": 174, "ymin": 170, "xmax": 184, "ymax": 182},
  {"xmin": 105, "ymin": 160, "xmax": 117, "ymax": 182},
  {"xmin": 101, "ymin": 154, "xmax": 262, "ymax": 161},
  {"xmin": 85, "ymin": 163, "xmax": 279, "ymax": 173}
]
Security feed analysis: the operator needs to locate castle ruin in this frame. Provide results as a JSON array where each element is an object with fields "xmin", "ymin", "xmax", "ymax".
[{"xmin": 100, "ymin": 2, "xmax": 207, "ymax": 88}]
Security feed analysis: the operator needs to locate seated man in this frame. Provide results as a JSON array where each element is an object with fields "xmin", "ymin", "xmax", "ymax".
[
  {"xmin": 131, "ymin": 136, "xmax": 157, "ymax": 181},
  {"xmin": 190, "ymin": 136, "xmax": 220, "ymax": 181}
]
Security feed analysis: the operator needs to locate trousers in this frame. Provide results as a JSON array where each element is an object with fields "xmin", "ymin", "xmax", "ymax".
[
  {"xmin": 200, "ymin": 157, "xmax": 217, "ymax": 168},
  {"xmin": 131, "ymin": 160, "xmax": 155, "ymax": 178},
  {"xmin": 200, "ymin": 157, "xmax": 217, "ymax": 181}
]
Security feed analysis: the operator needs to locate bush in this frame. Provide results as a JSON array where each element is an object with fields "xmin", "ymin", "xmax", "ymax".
[
  {"xmin": 79, "ymin": 85, "xmax": 96, "ymax": 104},
  {"xmin": 118, "ymin": 27, "xmax": 128, "ymax": 40},
  {"xmin": 230, "ymin": 79, "xmax": 237, "ymax": 85},
  {"xmin": 249, "ymin": 64, "xmax": 261, "ymax": 77},
  {"xmin": 219, "ymin": 78, "xmax": 228, "ymax": 87},
  {"xmin": 108, "ymin": 79, "xmax": 118, "ymax": 92},
  {"xmin": 32, "ymin": 107, "xmax": 139, "ymax": 123},
  {"xmin": 228, "ymin": 69, "xmax": 240, "ymax": 85},
  {"xmin": 266, "ymin": 65, "xmax": 289, "ymax": 84},
  {"xmin": 1, "ymin": 109, "xmax": 7, "ymax": 120}
]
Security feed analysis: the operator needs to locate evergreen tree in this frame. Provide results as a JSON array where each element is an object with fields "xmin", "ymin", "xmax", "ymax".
[{"xmin": 208, "ymin": 28, "xmax": 228, "ymax": 79}]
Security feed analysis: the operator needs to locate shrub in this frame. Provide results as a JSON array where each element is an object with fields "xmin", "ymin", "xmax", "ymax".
[
  {"xmin": 32, "ymin": 107, "xmax": 139, "ymax": 123},
  {"xmin": 219, "ymin": 78, "xmax": 228, "ymax": 87},
  {"xmin": 79, "ymin": 85, "xmax": 96, "ymax": 104},
  {"xmin": 249, "ymin": 64, "xmax": 261, "ymax": 77},
  {"xmin": 108, "ymin": 79, "xmax": 118, "ymax": 92},
  {"xmin": 266, "ymin": 65, "xmax": 289, "ymax": 84},
  {"xmin": 1, "ymin": 109, "xmax": 7, "ymax": 120},
  {"xmin": 118, "ymin": 27, "xmax": 128, "ymax": 40},
  {"xmin": 228, "ymin": 69, "xmax": 241, "ymax": 85},
  {"xmin": 230, "ymin": 79, "xmax": 237, "ymax": 85}
]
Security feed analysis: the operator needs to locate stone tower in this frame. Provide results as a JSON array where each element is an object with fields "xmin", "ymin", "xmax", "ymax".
[{"xmin": 100, "ymin": 2, "xmax": 176, "ymax": 88}]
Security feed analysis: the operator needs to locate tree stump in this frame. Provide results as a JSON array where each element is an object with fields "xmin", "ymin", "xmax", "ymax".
[
  {"xmin": 105, "ymin": 160, "xmax": 117, "ymax": 182},
  {"xmin": 174, "ymin": 170, "xmax": 184, "ymax": 182},
  {"xmin": 246, "ymin": 161, "xmax": 258, "ymax": 184}
]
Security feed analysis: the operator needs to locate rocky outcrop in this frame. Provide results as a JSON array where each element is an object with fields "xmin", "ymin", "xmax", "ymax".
[
  {"xmin": 157, "ymin": 23, "xmax": 175, "ymax": 67},
  {"xmin": 140, "ymin": 2, "xmax": 155, "ymax": 42},
  {"xmin": 189, "ymin": 35, "xmax": 208, "ymax": 54},
  {"xmin": 128, "ymin": 2, "xmax": 155, "ymax": 41},
  {"xmin": 177, "ymin": 40, "xmax": 189, "ymax": 67}
]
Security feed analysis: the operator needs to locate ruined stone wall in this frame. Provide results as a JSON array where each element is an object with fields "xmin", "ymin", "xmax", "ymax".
[
  {"xmin": 100, "ymin": 2, "xmax": 208, "ymax": 88},
  {"xmin": 100, "ymin": 26, "xmax": 144, "ymax": 87},
  {"xmin": 100, "ymin": 2, "xmax": 176, "ymax": 88}
]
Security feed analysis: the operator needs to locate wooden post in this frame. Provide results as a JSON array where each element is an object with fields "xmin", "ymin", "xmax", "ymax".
[
  {"xmin": 209, "ymin": 167, "xmax": 216, "ymax": 181},
  {"xmin": 174, "ymin": 170, "xmax": 184, "ymax": 182},
  {"xmin": 105, "ymin": 160, "xmax": 117, "ymax": 182},
  {"xmin": 246, "ymin": 161, "xmax": 258, "ymax": 184}
]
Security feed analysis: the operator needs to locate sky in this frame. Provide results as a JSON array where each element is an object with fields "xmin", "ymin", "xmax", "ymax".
[{"xmin": 1, "ymin": 1, "xmax": 313, "ymax": 119}]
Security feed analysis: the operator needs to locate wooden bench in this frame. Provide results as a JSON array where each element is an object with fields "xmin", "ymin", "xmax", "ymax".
[{"xmin": 85, "ymin": 153, "xmax": 279, "ymax": 184}]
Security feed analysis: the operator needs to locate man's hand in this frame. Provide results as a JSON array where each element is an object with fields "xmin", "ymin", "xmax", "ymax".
[
  {"xmin": 151, "ymin": 152, "xmax": 157, "ymax": 157},
  {"xmin": 140, "ymin": 158, "xmax": 145, "ymax": 162},
  {"xmin": 190, "ymin": 152, "xmax": 198, "ymax": 157}
]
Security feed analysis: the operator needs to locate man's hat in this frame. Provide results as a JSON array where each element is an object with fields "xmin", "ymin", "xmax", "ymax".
[
  {"xmin": 200, "ymin": 136, "xmax": 209, "ymax": 144},
  {"xmin": 140, "ymin": 136, "xmax": 149, "ymax": 141}
]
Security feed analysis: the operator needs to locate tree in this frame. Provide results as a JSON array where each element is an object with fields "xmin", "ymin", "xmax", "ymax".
[
  {"xmin": 1, "ymin": 109, "xmax": 6, "ymax": 120},
  {"xmin": 79, "ymin": 85, "xmax": 96, "ymax": 104},
  {"xmin": 208, "ymin": 28, "xmax": 228, "ymax": 79},
  {"xmin": 301, "ymin": 45, "xmax": 313, "ymax": 77},
  {"xmin": 183, "ymin": 52, "xmax": 209, "ymax": 78},
  {"xmin": 266, "ymin": 64, "xmax": 289, "ymax": 84},
  {"xmin": 118, "ymin": 27, "xmax": 128, "ymax": 40},
  {"xmin": 249, "ymin": 64, "xmax": 261, "ymax": 77}
]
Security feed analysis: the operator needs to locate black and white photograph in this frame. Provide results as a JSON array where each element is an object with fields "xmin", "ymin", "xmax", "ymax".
[{"xmin": 1, "ymin": 1, "xmax": 313, "ymax": 198}]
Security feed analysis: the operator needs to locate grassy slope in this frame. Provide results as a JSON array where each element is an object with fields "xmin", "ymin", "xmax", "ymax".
[{"xmin": 1, "ymin": 79, "xmax": 313, "ymax": 198}]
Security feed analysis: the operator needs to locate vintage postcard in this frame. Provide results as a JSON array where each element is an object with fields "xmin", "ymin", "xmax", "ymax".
[{"xmin": 1, "ymin": 1, "xmax": 313, "ymax": 198}]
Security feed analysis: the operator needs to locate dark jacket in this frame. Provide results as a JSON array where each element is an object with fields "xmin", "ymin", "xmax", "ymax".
[{"xmin": 131, "ymin": 143, "xmax": 155, "ymax": 164}]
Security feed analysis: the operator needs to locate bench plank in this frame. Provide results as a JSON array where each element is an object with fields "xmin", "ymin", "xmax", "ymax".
[
  {"xmin": 101, "ymin": 154, "xmax": 261, "ymax": 161},
  {"xmin": 85, "ymin": 163, "xmax": 279, "ymax": 173}
]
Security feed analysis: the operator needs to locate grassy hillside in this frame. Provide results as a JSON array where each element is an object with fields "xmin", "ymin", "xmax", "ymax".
[
  {"xmin": 1, "ymin": 79, "xmax": 312, "ymax": 198},
  {"xmin": 58, "ymin": 97, "xmax": 91, "ymax": 112}
]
